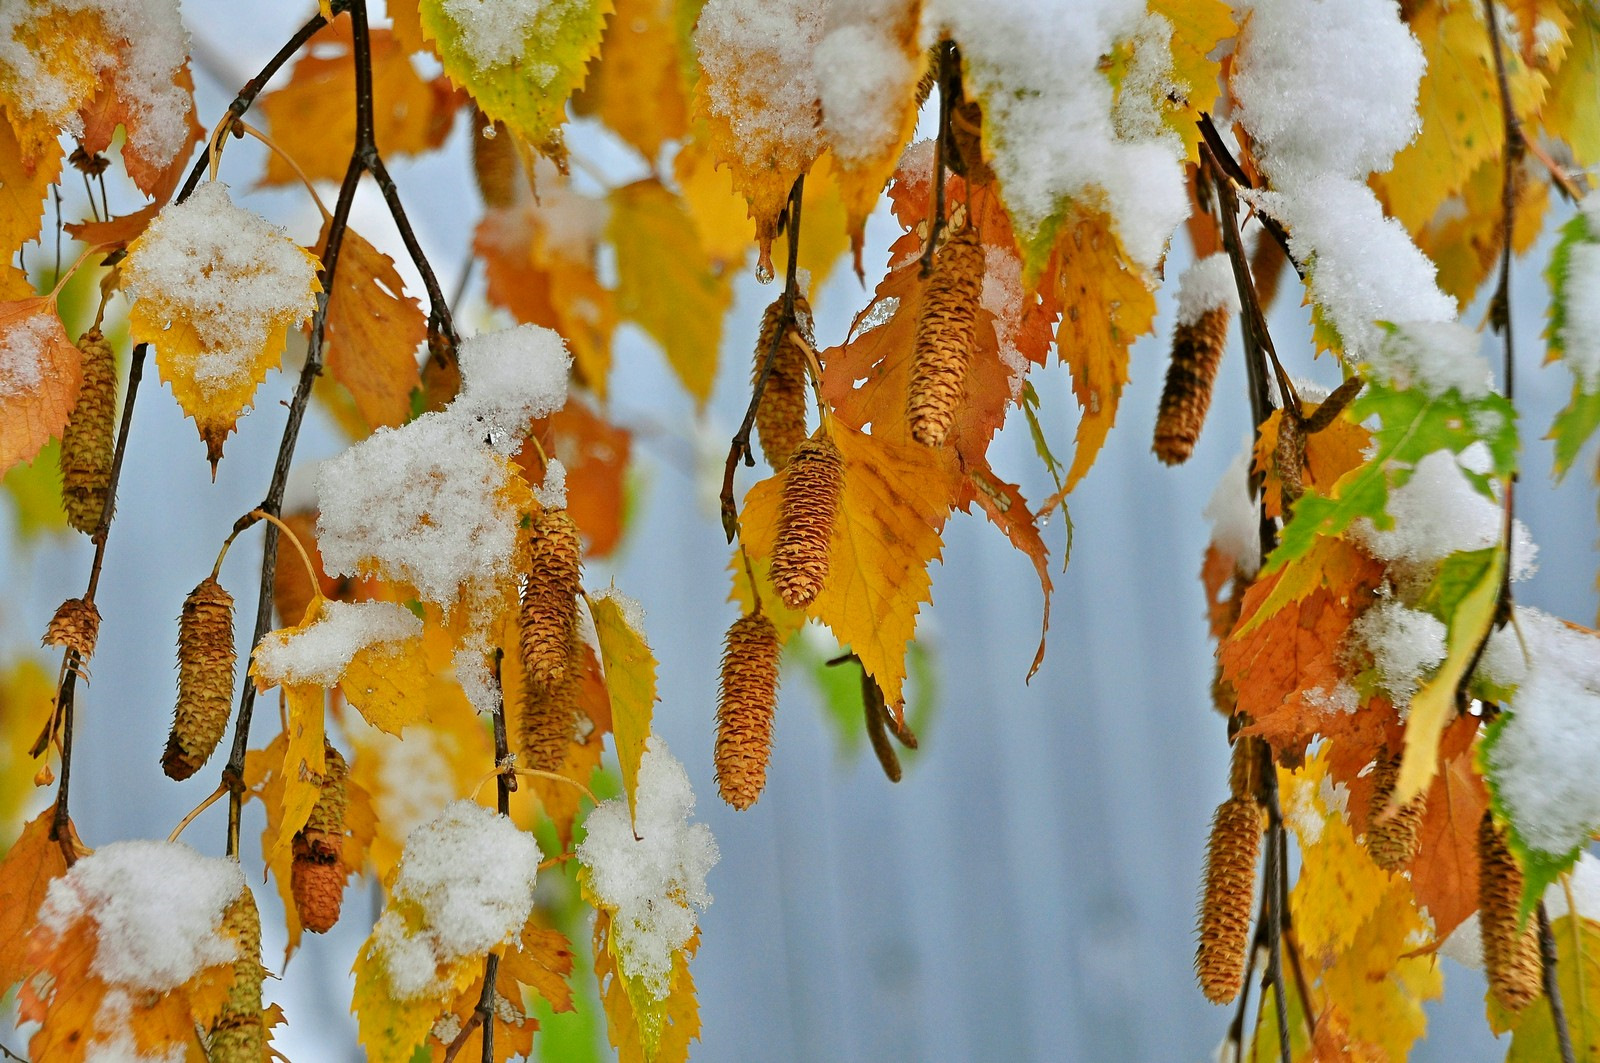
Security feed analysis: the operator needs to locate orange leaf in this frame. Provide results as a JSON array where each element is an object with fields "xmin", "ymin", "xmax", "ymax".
[
  {"xmin": 1253, "ymin": 407, "xmax": 1372, "ymax": 520},
  {"xmin": 959, "ymin": 467, "xmax": 1052, "ymax": 680},
  {"xmin": 1042, "ymin": 211, "xmax": 1159, "ymax": 490},
  {"xmin": 1407, "ymin": 736, "xmax": 1488, "ymax": 941},
  {"xmin": 258, "ymin": 24, "xmax": 459, "ymax": 185},
  {"xmin": 0, "ymin": 808, "xmax": 69, "ymax": 992},
  {"xmin": 0, "ymin": 297, "xmax": 83, "ymax": 476},
  {"xmin": 430, "ymin": 921, "xmax": 576, "ymax": 1063},
  {"xmin": 519, "ymin": 398, "xmax": 632, "ymax": 559},
  {"xmin": 570, "ymin": 0, "xmax": 691, "ymax": 160},
  {"xmin": 316, "ymin": 222, "xmax": 427, "ymax": 431},
  {"xmin": 0, "ymin": 108, "xmax": 61, "ymax": 264},
  {"xmin": 738, "ymin": 423, "xmax": 960, "ymax": 709}
]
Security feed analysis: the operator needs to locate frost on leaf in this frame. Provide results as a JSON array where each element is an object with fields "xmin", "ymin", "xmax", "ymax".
[
  {"xmin": 578, "ymin": 737, "xmax": 717, "ymax": 1000},
  {"xmin": 120, "ymin": 182, "xmax": 321, "ymax": 469},
  {"xmin": 22, "ymin": 840, "xmax": 244, "ymax": 1063}
]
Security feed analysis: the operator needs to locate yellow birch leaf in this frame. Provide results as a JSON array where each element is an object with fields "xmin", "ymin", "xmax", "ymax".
[
  {"xmin": 607, "ymin": 178, "xmax": 731, "ymax": 406},
  {"xmin": 351, "ymin": 904, "xmax": 446, "ymax": 1063},
  {"xmin": 588, "ymin": 592, "xmax": 656, "ymax": 818},
  {"xmin": 121, "ymin": 183, "xmax": 321, "ymax": 469},
  {"xmin": 341, "ymin": 637, "xmax": 432, "ymax": 736},
  {"xmin": 1047, "ymin": 211, "xmax": 1159, "ymax": 490},
  {"xmin": 1375, "ymin": 3, "xmax": 1548, "ymax": 235},
  {"xmin": 316, "ymin": 222, "xmax": 427, "ymax": 432},
  {"xmin": 738, "ymin": 423, "xmax": 960, "ymax": 709},
  {"xmin": 0, "ymin": 659, "xmax": 55, "ymax": 839},
  {"xmin": 0, "ymin": 297, "xmax": 83, "ymax": 477},
  {"xmin": 593, "ymin": 910, "xmax": 700, "ymax": 1063},
  {"xmin": 244, "ymin": 733, "xmax": 305, "ymax": 961},
  {"xmin": 0, "ymin": 6, "xmax": 103, "ymax": 166},
  {"xmin": 1147, "ymin": 0, "xmax": 1233, "ymax": 161},
  {"xmin": 727, "ymin": 552, "xmax": 808, "ymax": 646},
  {"xmin": 674, "ymin": 135, "xmax": 757, "ymax": 270},
  {"xmin": 0, "ymin": 808, "xmax": 70, "ymax": 992},
  {"xmin": 691, "ymin": 2, "xmax": 825, "ymax": 273},
  {"xmin": 1279, "ymin": 753, "xmax": 1390, "ymax": 960},
  {"xmin": 1543, "ymin": 3, "xmax": 1600, "ymax": 166},
  {"xmin": 269, "ymin": 682, "xmax": 326, "ymax": 864},
  {"xmin": 258, "ymin": 24, "xmax": 459, "ymax": 185},
  {"xmin": 0, "ymin": 108, "xmax": 60, "ymax": 264},
  {"xmin": 571, "ymin": 0, "xmax": 691, "ymax": 159},
  {"xmin": 418, "ymin": 0, "xmax": 612, "ymax": 165},
  {"xmin": 1396, "ymin": 544, "xmax": 1505, "ymax": 807}
]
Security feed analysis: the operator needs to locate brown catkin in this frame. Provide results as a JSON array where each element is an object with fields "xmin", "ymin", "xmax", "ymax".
[
  {"xmin": 769, "ymin": 435, "xmax": 844, "ymax": 610},
  {"xmin": 292, "ymin": 745, "xmax": 349, "ymax": 934},
  {"xmin": 42, "ymin": 597, "xmax": 100, "ymax": 660},
  {"xmin": 908, "ymin": 222, "xmax": 984, "ymax": 447},
  {"xmin": 59, "ymin": 328, "xmax": 117, "ymax": 534},
  {"xmin": 753, "ymin": 293, "xmax": 813, "ymax": 471},
  {"xmin": 715, "ymin": 613, "xmax": 781, "ymax": 809},
  {"xmin": 1153, "ymin": 306, "xmax": 1230, "ymax": 465},
  {"xmin": 520, "ymin": 508, "xmax": 583, "ymax": 691},
  {"xmin": 1195, "ymin": 794, "xmax": 1263, "ymax": 1004},
  {"xmin": 471, "ymin": 111, "xmax": 518, "ymax": 208},
  {"xmin": 519, "ymin": 629, "xmax": 585, "ymax": 772},
  {"xmin": 1479, "ymin": 811, "xmax": 1543, "ymax": 1011},
  {"xmin": 1365, "ymin": 746, "xmax": 1426, "ymax": 871},
  {"xmin": 163, "ymin": 576, "xmax": 236, "ymax": 781},
  {"xmin": 209, "ymin": 889, "xmax": 265, "ymax": 1062}
]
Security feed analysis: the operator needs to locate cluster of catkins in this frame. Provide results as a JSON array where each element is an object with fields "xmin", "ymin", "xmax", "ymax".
[{"xmin": 715, "ymin": 208, "xmax": 985, "ymax": 811}]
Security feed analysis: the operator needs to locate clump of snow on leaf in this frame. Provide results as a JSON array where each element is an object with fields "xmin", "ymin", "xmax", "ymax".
[
  {"xmin": 121, "ymin": 182, "xmax": 319, "ymax": 392},
  {"xmin": 0, "ymin": 309, "xmax": 60, "ymax": 396},
  {"xmin": 578, "ymin": 737, "xmax": 718, "ymax": 998},
  {"xmin": 925, "ymin": 0, "xmax": 1187, "ymax": 268},
  {"xmin": 252, "ymin": 600, "xmax": 421, "ymax": 686},
  {"xmin": 0, "ymin": 0, "xmax": 193, "ymax": 167},
  {"xmin": 1366, "ymin": 321, "xmax": 1492, "ymax": 400},
  {"xmin": 433, "ymin": 0, "xmax": 548, "ymax": 71},
  {"xmin": 533, "ymin": 457, "xmax": 568, "ymax": 509},
  {"xmin": 1483, "ymin": 608, "xmax": 1600, "ymax": 857},
  {"xmin": 1349, "ymin": 598, "xmax": 1446, "ymax": 705},
  {"xmin": 1557, "ymin": 203, "xmax": 1600, "ymax": 390},
  {"xmin": 1352, "ymin": 445, "xmax": 1537, "ymax": 584},
  {"xmin": 695, "ymin": 0, "xmax": 824, "ymax": 177},
  {"xmin": 37, "ymin": 840, "xmax": 244, "ymax": 991},
  {"xmin": 370, "ymin": 801, "xmax": 541, "ymax": 998},
  {"xmin": 1175, "ymin": 253, "xmax": 1240, "ymax": 327},
  {"xmin": 453, "ymin": 323, "xmax": 572, "ymax": 453},
  {"xmin": 813, "ymin": 0, "xmax": 916, "ymax": 164}
]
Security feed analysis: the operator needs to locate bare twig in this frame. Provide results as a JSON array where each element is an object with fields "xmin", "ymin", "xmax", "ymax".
[
  {"xmin": 1538, "ymin": 901, "xmax": 1579, "ymax": 1063},
  {"xmin": 719, "ymin": 174, "xmax": 806, "ymax": 541},
  {"xmin": 920, "ymin": 41, "xmax": 960, "ymax": 276},
  {"xmin": 1196, "ymin": 114, "xmax": 1303, "ymax": 280}
]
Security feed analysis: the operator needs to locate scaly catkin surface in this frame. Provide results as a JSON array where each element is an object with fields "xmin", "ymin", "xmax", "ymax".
[
  {"xmin": 519, "ymin": 629, "xmax": 585, "ymax": 773},
  {"xmin": 908, "ymin": 224, "xmax": 984, "ymax": 447},
  {"xmin": 716, "ymin": 613, "xmax": 781, "ymax": 809},
  {"xmin": 1195, "ymin": 794, "xmax": 1263, "ymax": 1004},
  {"xmin": 60, "ymin": 328, "xmax": 116, "ymax": 534},
  {"xmin": 521, "ymin": 508, "xmax": 583, "ymax": 691},
  {"xmin": 163, "ymin": 576, "xmax": 235, "ymax": 780},
  {"xmin": 1153, "ymin": 306, "xmax": 1230, "ymax": 465},
  {"xmin": 1479, "ymin": 811, "xmax": 1542, "ymax": 1011},
  {"xmin": 1365, "ymin": 746, "xmax": 1426, "ymax": 871},
  {"xmin": 42, "ymin": 597, "xmax": 100, "ymax": 661},
  {"xmin": 209, "ymin": 889, "xmax": 265, "ymax": 1061},
  {"xmin": 770, "ymin": 435, "xmax": 844, "ymax": 610},
  {"xmin": 753, "ymin": 293, "xmax": 813, "ymax": 471}
]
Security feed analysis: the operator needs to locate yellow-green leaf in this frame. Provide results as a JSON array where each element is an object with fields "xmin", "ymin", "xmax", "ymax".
[{"xmin": 588, "ymin": 591, "xmax": 656, "ymax": 818}]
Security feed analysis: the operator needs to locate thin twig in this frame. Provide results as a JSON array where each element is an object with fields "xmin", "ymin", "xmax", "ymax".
[
  {"xmin": 719, "ymin": 174, "xmax": 806, "ymax": 541},
  {"xmin": 1538, "ymin": 901, "xmax": 1578, "ymax": 1063},
  {"xmin": 920, "ymin": 41, "xmax": 957, "ymax": 277},
  {"xmin": 1196, "ymin": 114, "xmax": 1303, "ymax": 279},
  {"xmin": 1261, "ymin": 775, "xmax": 1292, "ymax": 1063}
]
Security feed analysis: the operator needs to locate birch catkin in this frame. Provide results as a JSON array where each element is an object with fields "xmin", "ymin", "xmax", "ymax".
[
  {"xmin": 162, "ymin": 576, "xmax": 236, "ymax": 781},
  {"xmin": 1478, "ymin": 811, "xmax": 1542, "ymax": 1011},
  {"xmin": 908, "ymin": 222, "xmax": 984, "ymax": 448},
  {"xmin": 1365, "ymin": 745, "xmax": 1425, "ymax": 871},
  {"xmin": 770, "ymin": 434, "xmax": 844, "ymax": 610},
  {"xmin": 1195, "ymin": 794, "xmax": 1263, "ymax": 1004},
  {"xmin": 42, "ymin": 597, "xmax": 100, "ymax": 661},
  {"xmin": 59, "ymin": 328, "xmax": 116, "ymax": 534},
  {"xmin": 1153, "ymin": 305, "xmax": 1230, "ymax": 465},
  {"xmin": 520, "ymin": 508, "xmax": 583, "ymax": 691},
  {"xmin": 209, "ymin": 889, "xmax": 265, "ymax": 1062},
  {"xmin": 519, "ymin": 629, "xmax": 585, "ymax": 772},
  {"xmin": 753, "ymin": 293, "xmax": 813, "ymax": 471},
  {"xmin": 292, "ymin": 745, "xmax": 349, "ymax": 934},
  {"xmin": 715, "ymin": 613, "xmax": 781, "ymax": 809}
]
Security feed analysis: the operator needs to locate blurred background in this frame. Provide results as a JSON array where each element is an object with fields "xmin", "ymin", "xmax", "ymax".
[{"xmin": 2, "ymin": 4, "xmax": 1596, "ymax": 1060}]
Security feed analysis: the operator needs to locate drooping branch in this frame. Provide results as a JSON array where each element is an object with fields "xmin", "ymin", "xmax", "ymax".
[{"xmin": 719, "ymin": 173, "xmax": 806, "ymax": 542}]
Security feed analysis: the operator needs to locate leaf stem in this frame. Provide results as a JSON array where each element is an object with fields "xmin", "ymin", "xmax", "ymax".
[
  {"xmin": 234, "ymin": 120, "xmax": 332, "ymax": 219},
  {"xmin": 719, "ymin": 173, "xmax": 806, "ymax": 541},
  {"xmin": 166, "ymin": 783, "xmax": 228, "ymax": 843}
]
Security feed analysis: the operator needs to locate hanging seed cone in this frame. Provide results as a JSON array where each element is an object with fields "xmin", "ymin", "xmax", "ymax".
[
  {"xmin": 42, "ymin": 597, "xmax": 101, "ymax": 661},
  {"xmin": 209, "ymin": 889, "xmax": 265, "ymax": 1061},
  {"xmin": 472, "ymin": 111, "xmax": 518, "ymax": 209},
  {"xmin": 1365, "ymin": 746, "xmax": 1426, "ymax": 871},
  {"xmin": 1153, "ymin": 306, "xmax": 1230, "ymax": 465},
  {"xmin": 752, "ymin": 293, "xmax": 813, "ymax": 471},
  {"xmin": 908, "ymin": 223, "xmax": 984, "ymax": 447},
  {"xmin": 59, "ymin": 329, "xmax": 117, "ymax": 534},
  {"xmin": 519, "ymin": 631, "xmax": 585, "ymax": 773},
  {"xmin": 715, "ymin": 613, "xmax": 781, "ymax": 809},
  {"xmin": 520, "ymin": 508, "xmax": 583, "ymax": 692},
  {"xmin": 770, "ymin": 435, "xmax": 844, "ymax": 610},
  {"xmin": 1195, "ymin": 794, "xmax": 1263, "ymax": 1004},
  {"xmin": 272, "ymin": 510, "xmax": 321, "ymax": 625},
  {"xmin": 292, "ymin": 746, "xmax": 349, "ymax": 934},
  {"xmin": 162, "ymin": 576, "xmax": 236, "ymax": 781},
  {"xmin": 1479, "ymin": 811, "xmax": 1542, "ymax": 1011}
]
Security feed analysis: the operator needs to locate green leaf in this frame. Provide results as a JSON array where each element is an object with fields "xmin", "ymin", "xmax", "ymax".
[
  {"xmin": 1546, "ymin": 212, "xmax": 1600, "ymax": 479},
  {"xmin": 419, "ymin": 0, "xmax": 612, "ymax": 161},
  {"xmin": 1491, "ymin": 913, "xmax": 1600, "ymax": 1059},
  {"xmin": 1021, "ymin": 381, "xmax": 1066, "ymax": 494},
  {"xmin": 1267, "ymin": 381, "xmax": 1516, "ymax": 571},
  {"xmin": 1, "ymin": 439, "xmax": 67, "ymax": 540},
  {"xmin": 588, "ymin": 592, "xmax": 656, "ymax": 820}
]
